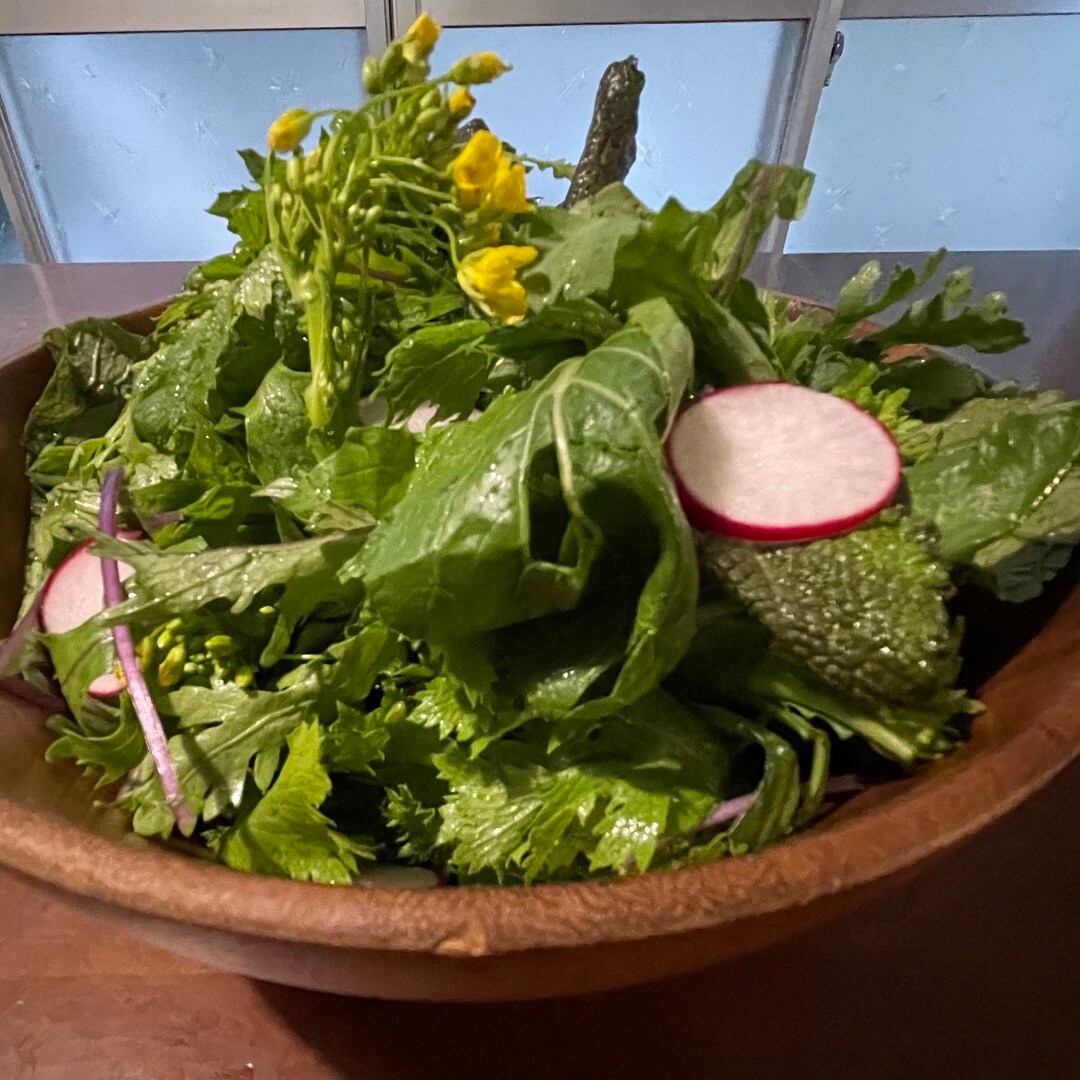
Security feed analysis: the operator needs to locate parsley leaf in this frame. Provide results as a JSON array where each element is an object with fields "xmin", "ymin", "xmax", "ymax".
[{"xmin": 209, "ymin": 722, "xmax": 374, "ymax": 884}]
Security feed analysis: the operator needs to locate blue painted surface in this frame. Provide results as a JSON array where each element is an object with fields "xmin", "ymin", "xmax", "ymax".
[
  {"xmin": 0, "ymin": 30, "xmax": 364, "ymax": 261},
  {"xmin": 0, "ymin": 196, "xmax": 20, "ymax": 262},
  {"xmin": 789, "ymin": 15, "xmax": 1080, "ymax": 253}
]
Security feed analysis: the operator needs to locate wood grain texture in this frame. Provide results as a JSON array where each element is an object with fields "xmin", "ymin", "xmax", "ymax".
[
  {"xmin": 2, "ymin": 761, "xmax": 1077, "ymax": 1079},
  {"xmin": 0, "ymin": 299, "xmax": 1076, "ymax": 1002}
]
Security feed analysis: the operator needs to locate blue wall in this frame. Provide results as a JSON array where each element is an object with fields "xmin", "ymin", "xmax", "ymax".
[
  {"xmin": 788, "ymin": 15, "xmax": 1080, "ymax": 252},
  {"xmin": 0, "ymin": 30, "xmax": 364, "ymax": 261}
]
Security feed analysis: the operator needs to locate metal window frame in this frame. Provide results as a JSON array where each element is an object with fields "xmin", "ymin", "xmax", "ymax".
[
  {"xmin": 0, "ymin": 3, "xmax": 369, "ymax": 35},
  {"xmin": 395, "ymin": 1, "xmax": 819, "ymax": 26},
  {"xmin": 1, "ymin": 0, "xmax": 1076, "ymax": 262},
  {"xmin": 3, "ymin": 1, "xmax": 1075, "ymax": 33}
]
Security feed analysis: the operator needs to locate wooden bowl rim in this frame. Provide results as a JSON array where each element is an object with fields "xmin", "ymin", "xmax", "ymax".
[{"xmin": 0, "ymin": 302, "xmax": 1076, "ymax": 959}]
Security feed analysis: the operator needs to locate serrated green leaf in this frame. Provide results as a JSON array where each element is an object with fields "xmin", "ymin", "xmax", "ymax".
[
  {"xmin": 209, "ymin": 722, "xmax": 373, "ymax": 883},
  {"xmin": 124, "ymin": 676, "xmax": 321, "ymax": 835},
  {"xmin": 831, "ymin": 249, "xmax": 946, "ymax": 333},
  {"xmin": 906, "ymin": 397, "xmax": 1080, "ymax": 563},
  {"xmin": 45, "ymin": 699, "xmax": 145, "ymax": 787},
  {"xmin": 433, "ymin": 692, "xmax": 724, "ymax": 883}
]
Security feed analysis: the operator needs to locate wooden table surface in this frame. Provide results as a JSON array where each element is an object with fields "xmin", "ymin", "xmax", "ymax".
[{"xmin": 1, "ymin": 260, "xmax": 1077, "ymax": 1080}]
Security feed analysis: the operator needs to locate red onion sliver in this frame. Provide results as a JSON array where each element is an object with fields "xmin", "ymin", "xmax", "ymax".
[
  {"xmin": 141, "ymin": 510, "xmax": 183, "ymax": 533},
  {"xmin": 699, "ymin": 792, "xmax": 757, "ymax": 830},
  {"xmin": 98, "ymin": 468, "xmax": 194, "ymax": 832},
  {"xmin": 699, "ymin": 774, "xmax": 866, "ymax": 832}
]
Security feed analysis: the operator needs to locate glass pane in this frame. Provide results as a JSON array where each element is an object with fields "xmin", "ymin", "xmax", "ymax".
[
  {"xmin": 0, "ymin": 193, "xmax": 23, "ymax": 262},
  {"xmin": 0, "ymin": 30, "xmax": 366, "ymax": 261},
  {"xmin": 788, "ymin": 15, "xmax": 1080, "ymax": 253},
  {"xmin": 433, "ymin": 22, "xmax": 803, "ymax": 209}
]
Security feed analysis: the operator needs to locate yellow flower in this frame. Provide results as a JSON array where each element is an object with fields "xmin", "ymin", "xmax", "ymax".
[
  {"xmin": 488, "ymin": 158, "xmax": 532, "ymax": 214},
  {"xmin": 448, "ymin": 85, "xmax": 475, "ymax": 119},
  {"xmin": 267, "ymin": 108, "xmax": 313, "ymax": 153},
  {"xmin": 405, "ymin": 12, "xmax": 441, "ymax": 54},
  {"xmin": 449, "ymin": 129, "xmax": 502, "ymax": 209},
  {"xmin": 449, "ymin": 130, "xmax": 532, "ymax": 214},
  {"xmin": 457, "ymin": 245, "xmax": 538, "ymax": 324},
  {"xmin": 447, "ymin": 51, "xmax": 511, "ymax": 85}
]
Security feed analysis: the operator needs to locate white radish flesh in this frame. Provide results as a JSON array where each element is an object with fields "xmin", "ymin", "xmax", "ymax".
[
  {"xmin": 40, "ymin": 541, "xmax": 135, "ymax": 635},
  {"xmin": 40, "ymin": 535, "xmax": 140, "ymax": 699},
  {"xmin": 88, "ymin": 671, "xmax": 124, "ymax": 699},
  {"xmin": 665, "ymin": 383, "xmax": 901, "ymax": 543}
]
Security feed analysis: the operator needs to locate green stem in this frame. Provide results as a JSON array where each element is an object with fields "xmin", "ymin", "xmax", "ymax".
[
  {"xmin": 370, "ymin": 176, "xmax": 452, "ymax": 202},
  {"xmin": 334, "ymin": 268, "xmax": 406, "ymax": 288},
  {"xmin": 364, "ymin": 81, "xmax": 443, "ymax": 111},
  {"xmin": 354, "ymin": 246, "xmax": 374, "ymax": 395},
  {"xmin": 371, "ymin": 155, "xmax": 445, "ymax": 178},
  {"xmin": 303, "ymin": 230, "xmax": 336, "ymax": 431}
]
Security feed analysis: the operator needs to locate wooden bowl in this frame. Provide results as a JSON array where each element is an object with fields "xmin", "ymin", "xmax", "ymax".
[{"xmin": 0, "ymin": 306, "xmax": 1076, "ymax": 1002}]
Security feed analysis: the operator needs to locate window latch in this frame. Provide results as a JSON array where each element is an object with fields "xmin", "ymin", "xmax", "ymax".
[{"xmin": 825, "ymin": 29, "xmax": 845, "ymax": 87}]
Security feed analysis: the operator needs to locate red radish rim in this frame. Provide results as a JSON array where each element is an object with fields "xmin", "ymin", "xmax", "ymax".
[{"xmin": 664, "ymin": 383, "xmax": 902, "ymax": 544}]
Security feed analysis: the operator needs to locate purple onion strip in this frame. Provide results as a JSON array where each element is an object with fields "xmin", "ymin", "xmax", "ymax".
[
  {"xmin": 823, "ymin": 773, "xmax": 865, "ymax": 796},
  {"xmin": 141, "ymin": 510, "xmax": 183, "ymax": 533},
  {"xmin": 699, "ymin": 774, "xmax": 866, "ymax": 831},
  {"xmin": 98, "ymin": 468, "xmax": 194, "ymax": 832},
  {"xmin": 699, "ymin": 792, "xmax": 757, "ymax": 830}
]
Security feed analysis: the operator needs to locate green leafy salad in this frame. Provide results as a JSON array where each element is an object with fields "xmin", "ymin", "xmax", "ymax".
[{"xmin": 3, "ymin": 17, "xmax": 1077, "ymax": 887}]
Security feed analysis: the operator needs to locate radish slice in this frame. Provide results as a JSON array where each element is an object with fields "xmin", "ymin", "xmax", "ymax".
[
  {"xmin": 40, "ymin": 539, "xmax": 137, "ymax": 636},
  {"xmin": 666, "ymin": 383, "xmax": 901, "ymax": 543},
  {"xmin": 88, "ymin": 671, "xmax": 124, "ymax": 700}
]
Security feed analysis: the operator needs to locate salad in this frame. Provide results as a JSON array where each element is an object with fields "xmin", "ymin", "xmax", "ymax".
[{"xmin": 2, "ymin": 18, "xmax": 1077, "ymax": 888}]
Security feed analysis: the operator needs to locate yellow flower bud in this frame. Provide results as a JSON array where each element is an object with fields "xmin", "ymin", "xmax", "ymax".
[
  {"xmin": 157, "ymin": 643, "xmax": 187, "ymax": 688},
  {"xmin": 267, "ymin": 107, "xmax": 313, "ymax": 153},
  {"xmin": 457, "ymin": 245, "xmax": 538, "ymax": 324},
  {"xmin": 447, "ymin": 51, "xmax": 511, "ymax": 86},
  {"xmin": 449, "ymin": 129, "xmax": 502, "ymax": 209},
  {"xmin": 362, "ymin": 55, "xmax": 380, "ymax": 94},
  {"xmin": 448, "ymin": 85, "xmax": 476, "ymax": 120},
  {"xmin": 405, "ymin": 12, "xmax": 441, "ymax": 54}
]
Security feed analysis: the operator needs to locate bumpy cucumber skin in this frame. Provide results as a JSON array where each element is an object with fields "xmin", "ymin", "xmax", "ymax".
[{"xmin": 702, "ymin": 521, "xmax": 961, "ymax": 706}]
